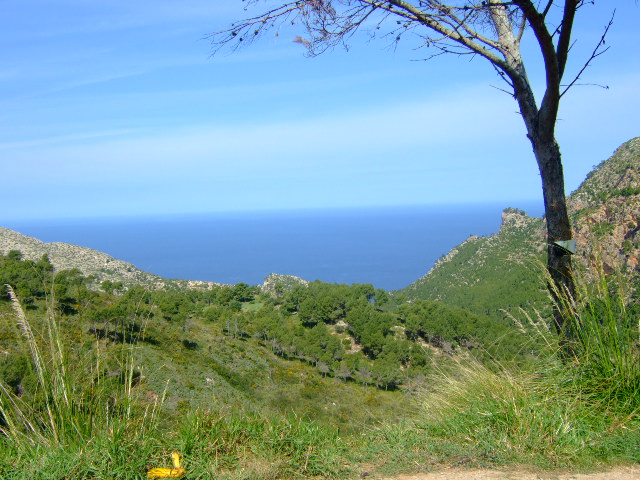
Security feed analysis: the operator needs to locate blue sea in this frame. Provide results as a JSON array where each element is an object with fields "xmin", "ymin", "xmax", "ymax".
[{"xmin": 4, "ymin": 203, "xmax": 542, "ymax": 291}]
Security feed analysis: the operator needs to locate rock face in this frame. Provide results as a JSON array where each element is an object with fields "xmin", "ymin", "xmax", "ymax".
[
  {"xmin": 0, "ymin": 227, "xmax": 223, "ymax": 290},
  {"xmin": 500, "ymin": 208, "xmax": 532, "ymax": 229},
  {"xmin": 569, "ymin": 137, "xmax": 640, "ymax": 280}
]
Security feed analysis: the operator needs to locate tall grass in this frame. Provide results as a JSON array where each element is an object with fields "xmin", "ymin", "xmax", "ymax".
[
  {"xmin": 355, "ymin": 267, "xmax": 640, "ymax": 473},
  {"xmin": 563, "ymin": 267, "xmax": 640, "ymax": 412},
  {"xmin": 0, "ymin": 285, "xmax": 346, "ymax": 479},
  {"xmin": 0, "ymin": 284, "xmax": 162, "ymax": 477}
]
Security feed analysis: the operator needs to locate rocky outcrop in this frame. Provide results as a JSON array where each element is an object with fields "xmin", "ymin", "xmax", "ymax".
[
  {"xmin": 500, "ymin": 208, "xmax": 534, "ymax": 230},
  {"xmin": 569, "ymin": 137, "xmax": 640, "ymax": 280},
  {"xmin": 260, "ymin": 273, "xmax": 309, "ymax": 295}
]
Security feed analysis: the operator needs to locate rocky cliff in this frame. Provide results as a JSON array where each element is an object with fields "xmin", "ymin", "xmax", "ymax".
[{"xmin": 569, "ymin": 137, "xmax": 640, "ymax": 278}]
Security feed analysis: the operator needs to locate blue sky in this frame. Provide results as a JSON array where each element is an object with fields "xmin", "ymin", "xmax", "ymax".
[{"xmin": 1, "ymin": 1, "xmax": 638, "ymax": 221}]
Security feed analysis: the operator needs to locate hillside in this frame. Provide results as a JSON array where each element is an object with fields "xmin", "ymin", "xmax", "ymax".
[
  {"xmin": 401, "ymin": 136, "xmax": 640, "ymax": 315},
  {"xmin": 0, "ymin": 227, "xmax": 222, "ymax": 290},
  {"xmin": 569, "ymin": 136, "xmax": 640, "ymax": 279},
  {"xmin": 400, "ymin": 209, "xmax": 547, "ymax": 316}
]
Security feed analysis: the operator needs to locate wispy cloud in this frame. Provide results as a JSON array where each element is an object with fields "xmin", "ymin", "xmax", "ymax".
[
  {"xmin": 2, "ymin": 1, "xmax": 240, "ymax": 40},
  {"xmin": 4, "ymin": 83, "xmax": 528, "ymax": 182},
  {"xmin": 0, "ymin": 129, "xmax": 142, "ymax": 150}
]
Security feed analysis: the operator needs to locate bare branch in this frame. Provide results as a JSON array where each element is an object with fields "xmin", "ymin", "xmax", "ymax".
[
  {"xmin": 209, "ymin": 1, "xmax": 526, "ymax": 77},
  {"xmin": 560, "ymin": 11, "xmax": 614, "ymax": 97},
  {"xmin": 490, "ymin": 83, "xmax": 517, "ymax": 96},
  {"xmin": 541, "ymin": 0, "xmax": 554, "ymax": 19},
  {"xmin": 516, "ymin": 12, "xmax": 527, "ymax": 42},
  {"xmin": 556, "ymin": 0, "xmax": 579, "ymax": 80},
  {"xmin": 490, "ymin": 61, "xmax": 515, "ymax": 91}
]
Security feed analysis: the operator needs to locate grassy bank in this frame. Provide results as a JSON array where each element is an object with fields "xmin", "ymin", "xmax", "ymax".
[
  {"xmin": 1, "ymin": 274, "xmax": 638, "ymax": 479},
  {"xmin": 354, "ymin": 269, "xmax": 640, "ymax": 475}
]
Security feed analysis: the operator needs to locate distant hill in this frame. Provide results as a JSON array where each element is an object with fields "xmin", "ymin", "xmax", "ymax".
[
  {"xmin": 400, "ymin": 136, "xmax": 640, "ymax": 316},
  {"xmin": 0, "ymin": 227, "xmax": 222, "ymax": 290},
  {"xmin": 0, "ymin": 227, "xmax": 315, "ymax": 293}
]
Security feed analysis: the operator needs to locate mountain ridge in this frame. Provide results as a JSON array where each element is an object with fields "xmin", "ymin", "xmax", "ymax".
[{"xmin": 0, "ymin": 227, "xmax": 224, "ymax": 290}]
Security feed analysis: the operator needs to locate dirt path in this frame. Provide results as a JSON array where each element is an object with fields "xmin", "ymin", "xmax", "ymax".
[{"xmin": 384, "ymin": 465, "xmax": 640, "ymax": 480}]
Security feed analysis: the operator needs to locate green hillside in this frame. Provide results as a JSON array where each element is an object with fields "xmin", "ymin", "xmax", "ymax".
[
  {"xmin": 401, "ymin": 136, "xmax": 640, "ymax": 318},
  {"xmin": 0, "ymin": 251, "xmax": 525, "ymax": 409},
  {"xmin": 400, "ymin": 209, "xmax": 548, "ymax": 317}
]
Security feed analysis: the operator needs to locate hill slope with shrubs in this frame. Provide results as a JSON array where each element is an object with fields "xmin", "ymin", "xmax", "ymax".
[{"xmin": 402, "ymin": 136, "xmax": 640, "ymax": 317}]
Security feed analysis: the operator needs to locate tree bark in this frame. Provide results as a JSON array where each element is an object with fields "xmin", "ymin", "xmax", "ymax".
[
  {"xmin": 530, "ymin": 135, "xmax": 576, "ymax": 337},
  {"xmin": 507, "ymin": 58, "xmax": 576, "ymax": 340}
]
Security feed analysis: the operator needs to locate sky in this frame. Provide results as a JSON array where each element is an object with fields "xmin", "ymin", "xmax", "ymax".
[{"xmin": 1, "ymin": 1, "xmax": 638, "ymax": 222}]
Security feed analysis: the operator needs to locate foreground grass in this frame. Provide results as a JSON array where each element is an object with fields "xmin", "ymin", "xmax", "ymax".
[
  {"xmin": 355, "ymin": 359, "xmax": 640, "ymax": 476},
  {"xmin": 1, "ymin": 278, "xmax": 639, "ymax": 479},
  {"xmin": 1, "ymin": 410, "xmax": 346, "ymax": 480},
  {"xmin": 353, "ymin": 269, "xmax": 640, "ymax": 475},
  {"xmin": 5, "ymin": 357, "xmax": 636, "ymax": 479}
]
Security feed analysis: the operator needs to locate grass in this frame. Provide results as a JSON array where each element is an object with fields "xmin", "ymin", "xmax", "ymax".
[
  {"xmin": 352, "ymin": 355, "xmax": 639, "ymax": 474},
  {"xmin": 350, "ymin": 267, "xmax": 640, "ymax": 474},
  {"xmin": 0, "ymin": 284, "xmax": 162, "ymax": 478},
  {"xmin": 1, "ymin": 269, "xmax": 639, "ymax": 479},
  {"xmin": 566, "ymin": 270, "xmax": 640, "ymax": 411},
  {"xmin": 0, "ymin": 286, "xmax": 348, "ymax": 479}
]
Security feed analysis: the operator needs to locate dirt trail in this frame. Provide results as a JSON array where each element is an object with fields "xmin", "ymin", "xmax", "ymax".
[{"xmin": 384, "ymin": 465, "xmax": 640, "ymax": 480}]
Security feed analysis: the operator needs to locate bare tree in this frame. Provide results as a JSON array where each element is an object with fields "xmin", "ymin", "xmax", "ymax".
[{"xmin": 209, "ymin": 1, "xmax": 612, "ymax": 339}]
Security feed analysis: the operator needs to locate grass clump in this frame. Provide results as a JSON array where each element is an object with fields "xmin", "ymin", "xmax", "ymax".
[
  {"xmin": 565, "ymin": 270, "xmax": 640, "ymax": 413},
  {"xmin": 172, "ymin": 410, "xmax": 345, "ymax": 479},
  {"xmin": 415, "ymin": 360, "xmax": 597, "ymax": 466}
]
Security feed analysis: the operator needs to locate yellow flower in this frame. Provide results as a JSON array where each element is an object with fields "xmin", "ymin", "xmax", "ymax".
[{"xmin": 147, "ymin": 452, "xmax": 186, "ymax": 479}]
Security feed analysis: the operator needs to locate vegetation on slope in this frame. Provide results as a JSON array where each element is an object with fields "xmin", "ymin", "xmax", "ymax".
[
  {"xmin": 1, "ymin": 246, "xmax": 639, "ymax": 478},
  {"xmin": 0, "ymin": 250, "xmax": 525, "ymax": 403},
  {"xmin": 401, "ymin": 209, "xmax": 548, "ymax": 318}
]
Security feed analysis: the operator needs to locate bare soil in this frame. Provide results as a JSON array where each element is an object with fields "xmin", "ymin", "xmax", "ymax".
[{"xmin": 384, "ymin": 465, "xmax": 640, "ymax": 480}]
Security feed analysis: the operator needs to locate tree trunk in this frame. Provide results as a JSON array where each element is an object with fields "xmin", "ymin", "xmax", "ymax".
[{"xmin": 531, "ymin": 136, "xmax": 576, "ymax": 337}]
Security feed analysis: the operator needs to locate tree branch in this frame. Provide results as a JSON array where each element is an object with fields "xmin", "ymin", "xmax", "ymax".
[
  {"xmin": 556, "ymin": 0, "xmax": 580, "ymax": 81},
  {"xmin": 560, "ymin": 11, "xmax": 614, "ymax": 97}
]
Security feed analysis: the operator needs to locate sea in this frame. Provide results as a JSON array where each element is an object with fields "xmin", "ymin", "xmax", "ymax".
[{"xmin": 3, "ymin": 203, "xmax": 543, "ymax": 291}]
